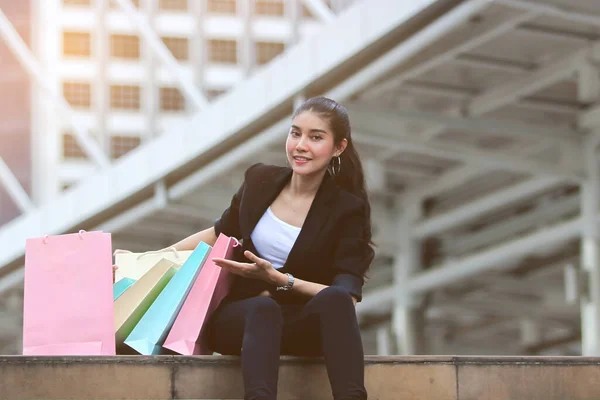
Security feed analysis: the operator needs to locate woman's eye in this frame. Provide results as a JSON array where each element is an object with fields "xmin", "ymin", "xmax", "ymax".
[
  {"xmin": 290, "ymin": 131, "xmax": 300, "ymax": 137},
  {"xmin": 312, "ymin": 135, "xmax": 322, "ymax": 141}
]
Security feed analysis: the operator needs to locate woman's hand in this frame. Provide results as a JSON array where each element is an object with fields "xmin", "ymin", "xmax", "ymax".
[{"xmin": 212, "ymin": 250, "xmax": 282, "ymax": 285}]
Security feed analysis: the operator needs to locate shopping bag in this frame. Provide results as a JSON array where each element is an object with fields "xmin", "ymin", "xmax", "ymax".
[
  {"xmin": 163, "ymin": 234, "xmax": 240, "ymax": 355},
  {"xmin": 23, "ymin": 230, "xmax": 115, "ymax": 356},
  {"xmin": 114, "ymin": 247, "xmax": 191, "ymax": 282},
  {"xmin": 113, "ymin": 277, "xmax": 136, "ymax": 300},
  {"xmin": 124, "ymin": 242, "xmax": 211, "ymax": 355},
  {"xmin": 114, "ymin": 259, "xmax": 179, "ymax": 346}
]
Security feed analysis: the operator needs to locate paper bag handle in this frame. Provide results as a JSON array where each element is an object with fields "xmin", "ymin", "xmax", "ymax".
[
  {"xmin": 136, "ymin": 246, "xmax": 182, "ymax": 260},
  {"xmin": 43, "ymin": 230, "xmax": 87, "ymax": 244}
]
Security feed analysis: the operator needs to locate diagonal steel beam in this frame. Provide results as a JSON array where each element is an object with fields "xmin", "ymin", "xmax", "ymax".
[
  {"xmin": 468, "ymin": 43, "xmax": 599, "ymax": 116},
  {"xmin": 364, "ymin": 5, "xmax": 535, "ymax": 102},
  {"xmin": 414, "ymin": 177, "xmax": 565, "ymax": 238},
  {"xmin": 347, "ymin": 105, "xmax": 582, "ymax": 149},
  {"xmin": 301, "ymin": 0, "xmax": 335, "ymax": 22},
  {"xmin": 352, "ymin": 132, "xmax": 582, "ymax": 182},
  {"xmin": 0, "ymin": 157, "xmax": 34, "ymax": 212},
  {"xmin": 498, "ymin": 0, "xmax": 600, "ymax": 27},
  {"xmin": 358, "ymin": 216, "xmax": 586, "ymax": 316},
  {"xmin": 401, "ymin": 45, "xmax": 600, "ymax": 203}
]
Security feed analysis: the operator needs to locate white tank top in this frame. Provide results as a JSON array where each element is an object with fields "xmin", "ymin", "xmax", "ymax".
[{"xmin": 250, "ymin": 207, "xmax": 301, "ymax": 269}]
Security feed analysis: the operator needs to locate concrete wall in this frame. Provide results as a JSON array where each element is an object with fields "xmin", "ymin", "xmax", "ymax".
[{"xmin": 2, "ymin": 355, "xmax": 600, "ymax": 399}]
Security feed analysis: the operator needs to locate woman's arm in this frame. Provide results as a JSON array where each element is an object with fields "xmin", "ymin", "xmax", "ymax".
[
  {"xmin": 167, "ymin": 226, "xmax": 218, "ymax": 250},
  {"xmin": 113, "ymin": 226, "xmax": 218, "ymax": 282}
]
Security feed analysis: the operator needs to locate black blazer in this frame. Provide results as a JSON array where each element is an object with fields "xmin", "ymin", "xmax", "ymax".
[{"xmin": 214, "ymin": 163, "xmax": 374, "ymax": 304}]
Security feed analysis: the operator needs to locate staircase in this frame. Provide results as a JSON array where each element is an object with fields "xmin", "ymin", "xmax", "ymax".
[{"xmin": 1, "ymin": 355, "xmax": 600, "ymax": 399}]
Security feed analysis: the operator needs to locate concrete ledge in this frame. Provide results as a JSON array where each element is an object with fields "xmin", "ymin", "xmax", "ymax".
[{"xmin": 0, "ymin": 356, "xmax": 599, "ymax": 399}]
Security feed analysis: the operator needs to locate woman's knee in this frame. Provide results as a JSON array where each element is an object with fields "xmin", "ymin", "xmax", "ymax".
[
  {"xmin": 246, "ymin": 296, "xmax": 282, "ymax": 322},
  {"xmin": 313, "ymin": 286, "xmax": 354, "ymax": 308}
]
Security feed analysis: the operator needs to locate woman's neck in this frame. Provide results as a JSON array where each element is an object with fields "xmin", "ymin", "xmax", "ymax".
[{"xmin": 287, "ymin": 169, "xmax": 326, "ymax": 198}]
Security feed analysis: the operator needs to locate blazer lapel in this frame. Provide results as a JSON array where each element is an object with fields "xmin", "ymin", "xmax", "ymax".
[
  {"xmin": 284, "ymin": 173, "xmax": 337, "ymax": 271},
  {"xmin": 243, "ymin": 167, "xmax": 292, "ymax": 239}
]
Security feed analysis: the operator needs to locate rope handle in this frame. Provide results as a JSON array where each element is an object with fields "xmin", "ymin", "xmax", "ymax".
[
  {"xmin": 135, "ymin": 246, "xmax": 181, "ymax": 260},
  {"xmin": 43, "ymin": 230, "xmax": 87, "ymax": 244}
]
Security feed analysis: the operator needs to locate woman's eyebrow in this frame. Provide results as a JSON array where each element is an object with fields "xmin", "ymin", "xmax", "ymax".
[{"xmin": 291, "ymin": 125, "xmax": 328, "ymax": 134}]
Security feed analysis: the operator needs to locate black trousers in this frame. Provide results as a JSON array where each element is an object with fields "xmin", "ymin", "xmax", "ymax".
[{"xmin": 207, "ymin": 286, "xmax": 367, "ymax": 400}]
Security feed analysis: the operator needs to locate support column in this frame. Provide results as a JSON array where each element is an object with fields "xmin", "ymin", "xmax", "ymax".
[
  {"xmin": 30, "ymin": 0, "xmax": 59, "ymax": 203},
  {"xmin": 578, "ymin": 62, "xmax": 600, "ymax": 105},
  {"xmin": 520, "ymin": 318, "xmax": 543, "ymax": 349},
  {"xmin": 287, "ymin": 0, "xmax": 300, "ymax": 45},
  {"xmin": 95, "ymin": 0, "xmax": 108, "ymax": 154},
  {"xmin": 239, "ymin": 0, "xmax": 254, "ymax": 77},
  {"xmin": 391, "ymin": 201, "xmax": 426, "ymax": 355},
  {"xmin": 580, "ymin": 138, "xmax": 600, "ymax": 356},
  {"xmin": 375, "ymin": 324, "xmax": 391, "ymax": 356},
  {"xmin": 190, "ymin": 0, "xmax": 205, "ymax": 108},
  {"xmin": 144, "ymin": 0, "xmax": 158, "ymax": 139}
]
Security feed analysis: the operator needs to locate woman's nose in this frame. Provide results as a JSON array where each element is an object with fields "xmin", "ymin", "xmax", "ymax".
[{"xmin": 296, "ymin": 136, "xmax": 308, "ymax": 150}]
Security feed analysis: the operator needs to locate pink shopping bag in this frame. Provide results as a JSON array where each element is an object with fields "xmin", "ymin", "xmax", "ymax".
[
  {"xmin": 23, "ymin": 230, "xmax": 115, "ymax": 355},
  {"xmin": 163, "ymin": 234, "xmax": 240, "ymax": 355}
]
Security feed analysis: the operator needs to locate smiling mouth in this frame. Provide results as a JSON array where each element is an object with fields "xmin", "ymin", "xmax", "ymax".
[{"xmin": 293, "ymin": 156, "xmax": 312, "ymax": 161}]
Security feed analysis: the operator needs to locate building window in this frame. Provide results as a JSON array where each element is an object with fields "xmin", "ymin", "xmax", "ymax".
[
  {"xmin": 63, "ymin": 0, "xmax": 92, "ymax": 5},
  {"xmin": 63, "ymin": 133, "xmax": 87, "ymax": 159},
  {"xmin": 207, "ymin": 0, "xmax": 236, "ymax": 14},
  {"xmin": 109, "ymin": 0, "xmax": 140, "ymax": 8},
  {"xmin": 110, "ymin": 135, "xmax": 141, "ymax": 159},
  {"xmin": 162, "ymin": 37, "xmax": 188, "ymax": 61},
  {"xmin": 110, "ymin": 85, "xmax": 141, "ymax": 110},
  {"xmin": 255, "ymin": 41, "xmax": 285, "ymax": 65},
  {"xmin": 208, "ymin": 39, "xmax": 237, "ymax": 64},
  {"xmin": 110, "ymin": 34, "xmax": 140, "ymax": 59},
  {"xmin": 63, "ymin": 82, "xmax": 92, "ymax": 108},
  {"xmin": 159, "ymin": 0, "xmax": 187, "ymax": 11},
  {"xmin": 255, "ymin": 0, "xmax": 284, "ymax": 17},
  {"xmin": 206, "ymin": 88, "xmax": 226, "ymax": 100},
  {"xmin": 63, "ymin": 32, "xmax": 91, "ymax": 57},
  {"xmin": 160, "ymin": 87, "xmax": 185, "ymax": 111}
]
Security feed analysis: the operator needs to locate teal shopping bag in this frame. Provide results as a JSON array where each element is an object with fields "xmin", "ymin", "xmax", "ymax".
[
  {"xmin": 124, "ymin": 242, "xmax": 211, "ymax": 355},
  {"xmin": 113, "ymin": 278, "xmax": 136, "ymax": 300}
]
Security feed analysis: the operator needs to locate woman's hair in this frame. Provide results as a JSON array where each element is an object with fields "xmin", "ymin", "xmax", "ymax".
[{"xmin": 292, "ymin": 96, "xmax": 373, "ymax": 246}]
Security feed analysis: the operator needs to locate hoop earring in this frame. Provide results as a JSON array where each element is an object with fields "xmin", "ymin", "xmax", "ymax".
[{"xmin": 331, "ymin": 156, "xmax": 341, "ymax": 176}]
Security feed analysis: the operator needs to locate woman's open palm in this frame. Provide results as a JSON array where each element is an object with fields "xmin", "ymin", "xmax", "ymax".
[{"xmin": 212, "ymin": 250, "xmax": 276, "ymax": 283}]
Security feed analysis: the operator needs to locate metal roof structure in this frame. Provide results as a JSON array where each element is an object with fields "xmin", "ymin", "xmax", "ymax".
[{"xmin": 2, "ymin": 0, "xmax": 600, "ymax": 356}]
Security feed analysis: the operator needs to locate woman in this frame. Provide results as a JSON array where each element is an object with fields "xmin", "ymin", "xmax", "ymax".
[{"xmin": 118, "ymin": 96, "xmax": 374, "ymax": 400}]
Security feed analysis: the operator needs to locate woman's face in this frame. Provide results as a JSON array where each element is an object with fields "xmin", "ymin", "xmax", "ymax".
[{"xmin": 286, "ymin": 111, "xmax": 346, "ymax": 176}]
